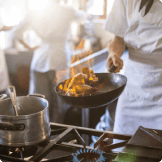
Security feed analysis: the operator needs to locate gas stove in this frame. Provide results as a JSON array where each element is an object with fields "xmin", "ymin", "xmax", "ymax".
[
  {"xmin": 0, "ymin": 122, "xmax": 131, "ymax": 162},
  {"xmin": 0, "ymin": 123, "xmax": 161, "ymax": 162}
]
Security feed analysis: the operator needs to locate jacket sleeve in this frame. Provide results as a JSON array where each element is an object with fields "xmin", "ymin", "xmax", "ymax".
[
  {"xmin": 103, "ymin": 0, "xmax": 128, "ymax": 38},
  {"xmin": 0, "ymin": 21, "xmax": 3, "ymax": 30},
  {"xmin": 0, "ymin": 15, "xmax": 4, "ymax": 30}
]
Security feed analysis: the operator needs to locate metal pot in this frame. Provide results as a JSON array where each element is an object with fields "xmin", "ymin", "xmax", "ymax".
[{"xmin": 0, "ymin": 94, "xmax": 50, "ymax": 147}]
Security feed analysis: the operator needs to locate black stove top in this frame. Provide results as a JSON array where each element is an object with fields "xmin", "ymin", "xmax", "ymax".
[
  {"xmin": 0, "ymin": 123, "xmax": 161, "ymax": 162},
  {"xmin": 0, "ymin": 122, "xmax": 131, "ymax": 162}
]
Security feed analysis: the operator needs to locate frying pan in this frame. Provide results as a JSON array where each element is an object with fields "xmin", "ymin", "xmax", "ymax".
[{"xmin": 55, "ymin": 72, "xmax": 127, "ymax": 109}]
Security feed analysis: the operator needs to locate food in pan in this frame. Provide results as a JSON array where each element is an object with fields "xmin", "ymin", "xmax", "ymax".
[{"xmin": 58, "ymin": 67, "xmax": 99, "ymax": 97}]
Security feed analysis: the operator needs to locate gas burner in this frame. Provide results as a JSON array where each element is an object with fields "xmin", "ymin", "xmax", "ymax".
[
  {"xmin": 0, "ymin": 123, "xmax": 134, "ymax": 162},
  {"xmin": 0, "ymin": 145, "xmax": 38, "ymax": 158},
  {"xmin": 72, "ymin": 149, "xmax": 106, "ymax": 162}
]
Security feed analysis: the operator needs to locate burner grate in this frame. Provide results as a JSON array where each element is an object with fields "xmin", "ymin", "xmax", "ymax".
[
  {"xmin": 0, "ymin": 123, "xmax": 133, "ymax": 162},
  {"xmin": 0, "ymin": 145, "xmax": 38, "ymax": 158}
]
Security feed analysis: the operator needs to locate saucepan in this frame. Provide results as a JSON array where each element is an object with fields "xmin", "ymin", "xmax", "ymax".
[
  {"xmin": 0, "ymin": 92, "xmax": 50, "ymax": 147},
  {"xmin": 55, "ymin": 72, "xmax": 127, "ymax": 108}
]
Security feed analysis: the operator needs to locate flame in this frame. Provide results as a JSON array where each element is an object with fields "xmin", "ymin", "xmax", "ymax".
[
  {"xmin": 56, "ymin": 38, "xmax": 95, "ymax": 92},
  {"xmin": 76, "ymin": 39, "xmax": 85, "ymax": 50},
  {"xmin": 59, "ymin": 84, "xmax": 63, "ymax": 90},
  {"xmin": 89, "ymin": 77, "xmax": 93, "ymax": 81},
  {"xmin": 70, "ymin": 49, "xmax": 94, "ymax": 77},
  {"xmin": 55, "ymin": 68, "xmax": 67, "ymax": 83},
  {"xmin": 57, "ymin": 67, "xmax": 106, "ymax": 97},
  {"xmin": 69, "ymin": 38, "xmax": 94, "ymax": 78},
  {"xmin": 72, "ymin": 149, "xmax": 107, "ymax": 162}
]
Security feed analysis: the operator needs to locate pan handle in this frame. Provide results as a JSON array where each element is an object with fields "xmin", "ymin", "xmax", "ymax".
[
  {"xmin": 27, "ymin": 93, "xmax": 45, "ymax": 99},
  {"xmin": 108, "ymin": 64, "xmax": 117, "ymax": 73},
  {"xmin": 0, "ymin": 94, "xmax": 7, "ymax": 101}
]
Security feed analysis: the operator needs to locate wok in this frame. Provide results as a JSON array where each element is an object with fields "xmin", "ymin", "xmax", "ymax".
[{"xmin": 55, "ymin": 73, "xmax": 127, "ymax": 108}]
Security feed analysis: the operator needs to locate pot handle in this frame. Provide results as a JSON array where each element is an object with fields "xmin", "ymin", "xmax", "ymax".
[
  {"xmin": 27, "ymin": 93, "xmax": 45, "ymax": 99},
  {"xmin": 0, "ymin": 122, "xmax": 25, "ymax": 131},
  {"xmin": 0, "ymin": 94, "xmax": 7, "ymax": 101},
  {"xmin": 0, "ymin": 122, "xmax": 16, "ymax": 130}
]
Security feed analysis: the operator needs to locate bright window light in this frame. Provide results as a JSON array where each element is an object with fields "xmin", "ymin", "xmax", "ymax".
[
  {"xmin": 0, "ymin": 0, "xmax": 26, "ymax": 26},
  {"xmin": 60, "ymin": 0, "xmax": 65, "ymax": 6},
  {"xmin": 87, "ymin": 0, "xmax": 104, "ymax": 15},
  {"xmin": 68, "ymin": 0, "xmax": 72, "ymax": 6},
  {"xmin": 107, "ymin": 0, "xmax": 115, "ymax": 15},
  {"xmin": 0, "ymin": 6, "xmax": 23, "ymax": 26},
  {"xmin": 28, "ymin": 0, "xmax": 50, "ymax": 11}
]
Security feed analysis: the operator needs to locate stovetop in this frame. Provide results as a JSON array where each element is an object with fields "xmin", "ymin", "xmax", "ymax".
[
  {"xmin": 0, "ymin": 122, "xmax": 132, "ymax": 162},
  {"xmin": 0, "ymin": 123, "xmax": 161, "ymax": 162}
]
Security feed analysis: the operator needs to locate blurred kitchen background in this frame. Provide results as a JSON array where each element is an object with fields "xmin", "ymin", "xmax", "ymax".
[
  {"xmin": 0, "ymin": 0, "xmax": 116, "ymax": 94},
  {"xmin": 0, "ymin": 0, "xmax": 128, "ymax": 130}
]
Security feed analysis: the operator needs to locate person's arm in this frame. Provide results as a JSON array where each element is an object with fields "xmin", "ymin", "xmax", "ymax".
[
  {"xmin": 106, "ymin": 36, "xmax": 125, "ymax": 73},
  {"xmin": 0, "ymin": 18, "xmax": 14, "ymax": 31},
  {"xmin": 103, "ymin": 0, "xmax": 128, "ymax": 73},
  {"xmin": 14, "ymin": 12, "xmax": 40, "ymax": 51},
  {"xmin": 19, "ymin": 39, "xmax": 40, "ymax": 51},
  {"xmin": 0, "ymin": 26, "xmax": 14, "ymax": 31}
]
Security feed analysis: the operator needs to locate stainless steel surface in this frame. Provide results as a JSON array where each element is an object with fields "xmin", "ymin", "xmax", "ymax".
[
  {"xmin": 0, "ymin": 94, "xmax": 7, "ymax": 100},
  {"xmin": 8, "ymin": 86, "xmax": 19, "ymax": 116},
  {"xmin": 0, "ymin": 122, "xmax": 16, "ymax": 129},
  {"xmin": 0, "ymin": 94, "xmax": 50, "ymax": 147},
  {"xmin": 27, "ymin": 93, "xmax": 45, "ymax": 99},
  {"xmin": 82, "ymin": 108, "xmax": 89, "ymax": 145}
]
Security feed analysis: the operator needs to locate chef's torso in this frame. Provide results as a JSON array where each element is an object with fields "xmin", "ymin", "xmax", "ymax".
[
  {"xmin": 104, "ymin": 0, "xmax": 162, "ymax": 135},
  {"xmin": 124, "ymin": 0, "xmax": 162, "ymax": 53},
  {"xmin": 15, "ymin": 2, "xmax": 78, "ymax": 74},
  {"xmin": 105, "ymin": 0, "xmax": 162, "ymax": 53}
]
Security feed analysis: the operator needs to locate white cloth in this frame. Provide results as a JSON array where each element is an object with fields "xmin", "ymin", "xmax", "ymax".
[
  {"xmin": 14, "ymin": 2, "xmax": 84, "ymax": 76},
  {"xmin": 0, "ymin": 49, "xmax": 9, "ymax": 92},
  {"xmin": 0, "ymin": 16, "xmax": 9, "ymax": 92},
  {"xmin": 104, "ymin": 0, "xmax": 162, "ymax": 53},
  {"xmin": 104, "ymin": 0, "xmax": 162, "ymax": 137},
  {"xmin": 0, "ymin": 21, "xmax": 3, "ymax": 30}
]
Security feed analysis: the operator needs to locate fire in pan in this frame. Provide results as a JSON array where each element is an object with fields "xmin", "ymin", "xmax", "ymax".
[{"xmin": 55, "ymin": 68, "xmax": 127, "ymax": 109}]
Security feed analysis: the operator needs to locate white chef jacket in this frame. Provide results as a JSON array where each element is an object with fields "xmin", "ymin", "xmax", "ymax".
[
  {"xmin": 15, "ymin": 2, "xmax": 84, "ymax": 76},
  {"xmin": 0, "ymin": 49, "xmax": 9, "ymax": 92},
  {"xmin": 104, "ymin": 0, "xmax": 162, "ymax": 138},
  {"xmin": 0, "ymin": 20, "xmax": 9, "ymax": 92}
]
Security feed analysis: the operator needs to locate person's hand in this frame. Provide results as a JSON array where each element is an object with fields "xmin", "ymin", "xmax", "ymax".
[
  {"xmin": 19, "ymin": 39, "xmax": 41, "ymax": 51},
  {"xmin": 106, "ymin": 53, "xmax": 123, "ymax": 73},
  {"xmin": 1, "ymin": 26, "xmax": 14, "ymax": 31},
  {"xmin": 30, "ymin": 45, "xmax": 40, "ymax": 51}
]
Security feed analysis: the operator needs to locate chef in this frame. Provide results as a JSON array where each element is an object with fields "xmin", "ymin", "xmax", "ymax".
[
  {"xmin": 14, "ymin": 0, "xmax": 86, "ymax": 123},
  {"xmin": 95, "ymin": 0, "xmax": 162, "ymax": 150}
]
